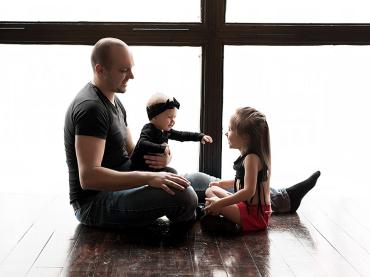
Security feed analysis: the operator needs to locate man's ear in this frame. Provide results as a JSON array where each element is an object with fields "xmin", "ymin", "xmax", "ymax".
[{"xmin": 95, "ymin": 64, "xmax": 104, "ymax": 74}]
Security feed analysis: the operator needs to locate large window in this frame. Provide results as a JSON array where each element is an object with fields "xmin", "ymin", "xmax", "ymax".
[
  {"xmin": 0, "ymin": 0, "xmax": 200, "ymax": 22},
  {"xmin": 123, "ymin": 46, "xmax": 202, "ymax": 175},
  {"xmin": 223, "ymin": 46, "xmax": 370, "ymax": 188},
  {"xmin": 226, "ymin": 0, "xmax": 370, "ymax": 23},
  {"xmin": 1, "ymin": 0, "xmax": 370, "ymax": 194},
  {"xmin": 0, "ymin": 45, "xmax": 201, "ymax": 194}
]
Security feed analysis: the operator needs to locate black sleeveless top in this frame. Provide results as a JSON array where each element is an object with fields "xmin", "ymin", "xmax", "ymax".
[{"xmin": 233, "ymin": 153, "xmax": 268, "ymax": 214}]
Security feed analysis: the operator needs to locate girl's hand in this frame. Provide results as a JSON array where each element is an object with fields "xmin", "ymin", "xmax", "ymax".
[
  {"xmin": 204, "ymin": 197, "xmax": 222, "ymax": 215},
  {"xmin": 201, "ymin": 135, "xmax": 213, "ymax": 144},
  {"xmin": 209, "ymin": 181, "xmax": 220, "ymax": 187}
]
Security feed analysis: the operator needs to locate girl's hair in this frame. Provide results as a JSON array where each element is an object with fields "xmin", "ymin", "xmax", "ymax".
[{"xmin": 230, "ymin": 107, "xmax": 271, "ymax": 181}]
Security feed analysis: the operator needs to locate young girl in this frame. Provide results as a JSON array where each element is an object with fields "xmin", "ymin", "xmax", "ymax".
[{"xmin": 203, "ymin": 107, "xmax": 272, "ymax": 232}]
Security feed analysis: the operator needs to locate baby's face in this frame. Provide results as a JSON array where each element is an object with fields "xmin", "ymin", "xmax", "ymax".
[{"xmin": 152, "ymin": 108, "xmax": 177, "ymax": 131}]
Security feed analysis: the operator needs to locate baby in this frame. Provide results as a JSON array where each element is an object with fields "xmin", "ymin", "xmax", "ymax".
[{"xmin": 130, "ymin": 93, "xmax": 213, "ymax": 173}]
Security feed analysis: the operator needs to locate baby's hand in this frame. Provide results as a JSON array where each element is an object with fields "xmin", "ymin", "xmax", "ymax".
[{"xmin": 201, "ymin": 135, "xmax": 213, "ymax": 144}]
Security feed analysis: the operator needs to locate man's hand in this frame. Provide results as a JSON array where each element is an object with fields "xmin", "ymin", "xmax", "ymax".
[
  {"xmin": 144, "ymin": 145, "xmax": 172, "ymax": 169},
  {"xmin": 201, "ymin": 135, "xmax": 213, "ymax": 144},
  {"xmin": 147, "ymin": 172, "xmax": 190, "ymax": 195}
]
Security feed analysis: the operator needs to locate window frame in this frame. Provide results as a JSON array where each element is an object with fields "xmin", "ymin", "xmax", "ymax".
[{"xmin": 1, "ymin": 0, "xmax": 370, "ymax": 177}]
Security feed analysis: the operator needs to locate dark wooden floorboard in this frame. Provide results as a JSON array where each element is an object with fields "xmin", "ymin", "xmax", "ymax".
[
  {"xmin": 218, "ymin": 235, "xmax": 262, "ymax": 276},
  {"xmin": 268, "ymin": 216, "xmax": 330, "ymax": 277},
  {"xmin": 1, "ymin": 189, "xmax": 370, "ymax": 276},
  {"xmin": 242, "ymin": 230, "xmax": 294, "ymax": 277}
]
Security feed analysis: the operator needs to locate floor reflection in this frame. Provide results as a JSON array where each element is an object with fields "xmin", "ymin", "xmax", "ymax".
[{"xmin": 62, "ymin": 213, "xmax": 316, "ymax": 276}]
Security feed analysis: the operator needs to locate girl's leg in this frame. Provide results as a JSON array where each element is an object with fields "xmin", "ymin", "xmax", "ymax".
[
  {"xmin": 187, "ymin": 170, "xmax": 320, "ymax": 214},
  {"xmin": 205, "ymin": 186, "xmax": 241, "ymax": 225},
  {"xmin": 219, "ymin": 205, "xmax": 241, "ymax": 226}
]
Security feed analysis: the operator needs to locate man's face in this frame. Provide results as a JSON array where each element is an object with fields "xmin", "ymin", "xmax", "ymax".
[{"xmin": 103, "ymin": 45, "xmax": 135, "ymax": 94}]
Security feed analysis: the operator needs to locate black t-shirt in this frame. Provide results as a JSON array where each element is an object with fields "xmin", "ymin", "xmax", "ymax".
[{"xmin": 64, "ymin": 82, "xmax": 131, "ymax": 203}]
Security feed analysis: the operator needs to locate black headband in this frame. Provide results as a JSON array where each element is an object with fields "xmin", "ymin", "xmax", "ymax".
[{"xmin": 147, "ymin": 98, "xmax": 180, "ymax": 120}]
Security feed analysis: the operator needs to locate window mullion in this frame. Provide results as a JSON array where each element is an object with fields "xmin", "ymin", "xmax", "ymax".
[{"xmin": 199, "ymin": 0, "xmax": 226, "ymax": 177}]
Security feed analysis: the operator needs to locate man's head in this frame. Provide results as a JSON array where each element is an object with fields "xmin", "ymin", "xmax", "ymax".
[{"xmin": 91, "ymin": 37, "xmax": 134, "ymax": 94}]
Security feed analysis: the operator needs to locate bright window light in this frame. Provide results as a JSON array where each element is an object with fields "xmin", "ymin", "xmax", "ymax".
[
  {"xmin": 223, "ymin": 46, "xmax": 370, "ymax": 191},
  {"xmin": 0, "ymin": 45, "xmax": 201, "ymax": 194},
  {"xmin": 227, "ymin": 0, "xmax": 370, "ymax": 23},
  {"xmin": 0, "ymin": 0, "xmax": 200, "ymax": 22}
]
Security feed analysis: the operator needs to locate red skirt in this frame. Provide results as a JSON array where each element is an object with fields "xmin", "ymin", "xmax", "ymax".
[{"xmin": 237, "ymin": 202, "xmax": 272, "ymax": 231}]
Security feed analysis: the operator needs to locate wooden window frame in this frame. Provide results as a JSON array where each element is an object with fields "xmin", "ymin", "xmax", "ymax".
[{"xmin": 1, "ymin": 0, "xmax": 370, "ymax": 177}]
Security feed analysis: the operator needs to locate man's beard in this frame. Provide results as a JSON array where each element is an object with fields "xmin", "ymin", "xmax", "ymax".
[{"xmin": 115, "ymin": 86, "xmax": 126, "ymax": 94}]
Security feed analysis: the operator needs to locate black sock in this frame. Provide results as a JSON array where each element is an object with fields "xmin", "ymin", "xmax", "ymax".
[
  {"xmin": 286, "ymin": 171, "xmax": 321, "ymax": 213},
  {"xmin": 200, "ymin": 214, "xmax": 240, "ymax": 234},
  {"xmin": 196, "ymin": 190, "xmax": 206, "ymax": 204}
]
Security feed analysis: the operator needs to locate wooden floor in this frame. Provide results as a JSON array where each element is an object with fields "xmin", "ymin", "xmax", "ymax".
[{"xmin": 1, "ymin": 187, "xmax": 370, "ymax": 277}]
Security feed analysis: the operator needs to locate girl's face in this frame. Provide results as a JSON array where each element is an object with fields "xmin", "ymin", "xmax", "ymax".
[
  {"xmin": 151, "ymin": 108, "xmax": 177, "ymax": 131},
  {"xmin": 225, "ymin": 122, "xmax": 248, "ymax": 152}
]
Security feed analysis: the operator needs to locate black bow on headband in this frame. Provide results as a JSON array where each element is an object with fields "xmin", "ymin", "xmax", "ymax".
[{"xmin": 147, "ymin": 98, "xmax": 180, "ymax": 120}]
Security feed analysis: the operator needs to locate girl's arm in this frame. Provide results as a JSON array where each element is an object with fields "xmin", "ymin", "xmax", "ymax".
[
  {"xmin": 205, "ymin": 154, "xmax": 260, "ymax": 211},
  {"xmin": 209, "ymin": 179, "xmax": 234, "ymax": 189}
]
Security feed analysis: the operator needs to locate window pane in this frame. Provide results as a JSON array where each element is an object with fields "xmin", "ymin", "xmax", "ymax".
[
  {"xmin": 1, "ymin": 0, "xmax": 200, "ymax": 22},
  {"xmin": 125, "ymin": 46, "xmax": 202, "ymax": 175},
  {"xmin": 227, "ymin": 0, "xmax": 370, "ymax": 23},
  {"xmin": 223, "ymin": 46, "xmax": 370, "ymax": 191},
  {"xmin": 0, "ymin": 45, "xmax": 201, "ymax": 194}
]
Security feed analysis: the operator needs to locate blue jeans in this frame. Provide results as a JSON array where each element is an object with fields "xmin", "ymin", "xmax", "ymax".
[
  {"xmin": 184, "ymin": 172, "xmax": 291, "ymax": 213},
  {"xmin": 75, "ymin": 184, "xmax": 198, "ymax": 229},
  {"xmin": 75, "ymin": 172, "xmax": 291, "ymax": 228}
]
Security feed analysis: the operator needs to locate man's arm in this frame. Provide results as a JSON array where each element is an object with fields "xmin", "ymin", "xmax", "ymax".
[
  {"xmin": 75, "ymin": 135, "xmax": 188, "ymax": 194},
  {"xmin": 125, "ymin": 127, "xmax": 136, "ymax": 157}
]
